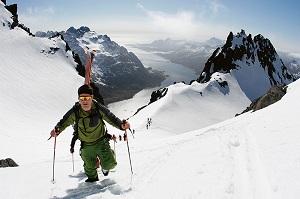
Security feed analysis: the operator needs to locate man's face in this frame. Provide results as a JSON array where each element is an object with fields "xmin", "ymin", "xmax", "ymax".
[{"xmin": 79, "ymin": 94, "xmax": 93, "ymax": 111}]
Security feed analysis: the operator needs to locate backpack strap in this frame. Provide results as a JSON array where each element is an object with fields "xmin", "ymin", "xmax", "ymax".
[
  {"xmin": 73, "ymin": 102, "xmax": 80, "ymax": 124},
  {"xmin": 70, "ymin": 102, "xmax": 80, "ymax": 148},
  {"xmin": 73, "ymin": 100, "xmax": 107, "ymax": 133},
  {"xmin": 92, "ymin": 99, "xmax": 108, "ymax": 133},
  {"xmin": 72, "ymin": 102, "xmax": 81, "ymax": 139}
]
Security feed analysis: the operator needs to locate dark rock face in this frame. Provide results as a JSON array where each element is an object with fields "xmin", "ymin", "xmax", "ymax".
[
  {"xmin": 4, "ymin": 3, "xmax": 33, "ymax": 35},
  {"xmin": 236, "ymin": 84, "xmax": 287, "ymax": 115},
  {"xmin": 149, "ymin": 88, "xmax": 168, "ymax": 104},
  {"xmin": 0, "ymin": 158, "xmax": 19, "ymax": 168},
  {"xmin": 132, "ymin": 87, "xmax": 169, "ymax": 116}
]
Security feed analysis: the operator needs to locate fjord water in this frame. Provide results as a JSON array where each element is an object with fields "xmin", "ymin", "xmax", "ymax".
[
  {"xmin": 108, "ymin": 45, "xmax": 199, "ymax": 118},
  {"xmin": 125, "ymin": 46, "xmax": 199, "ymax": 87}
]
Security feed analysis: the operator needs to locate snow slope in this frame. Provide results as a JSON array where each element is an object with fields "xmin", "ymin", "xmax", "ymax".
[
  {"xmin": 0, "ymin": 3, "xmax": 83, "ymax": 165},
  {"xmin": 123, "ymin": 72, "xmax": 251, "ymax": 138},
  {"xmin": 1, "ymin": 2, "xmax": 300, "ymax": 198}
]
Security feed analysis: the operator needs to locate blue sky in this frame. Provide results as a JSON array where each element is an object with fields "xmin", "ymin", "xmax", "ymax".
[{"xmin": 7, "ymin": 0, "xmax": 300, "ymax": 55}]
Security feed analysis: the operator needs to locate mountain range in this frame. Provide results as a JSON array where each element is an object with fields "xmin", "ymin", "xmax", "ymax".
[
  {"xmin": 143, "ymin": 30, "xmax": 294, "ymax": 111},
  {"xmin": 132, "ymin": 37, "xmax": 300, "ymax": 83},
  {"xmin": 1, "ymin": 1, "xmax": 295, "ymax": 108},
  {"xmin": 130, "ymin": 37, "xmax": 225, "ymax": 74},
  {"xmin": 35, "ymin": 27, "xmax": 165, "ymax": 104}
]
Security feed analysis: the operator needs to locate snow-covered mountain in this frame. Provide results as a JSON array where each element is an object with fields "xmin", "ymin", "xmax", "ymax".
[
  {"xmin": 143, "ymin": 38, "xmax": 188, "ymax": 51},
  {"xmin": 141, "ymin": 30, "xmax": 294, "ymax": 112},
  {"xmin": 133, "ymin": 37, "xmax": 224, "ymax": 52},
  {"xmin": 130, "ymin": 38, "xmax": 225, "ymax": 74},
  {"xmin": 281, "ymin": 58, "xmax": 300, "ymax": 80},
  {"xmin": 197, "ymin": 29, "xmax": 294, "ymax": 101},
  {"xmin": 203, "ymin": 37, "xmax": 225, "ymax": 46},
  {"xmin": 287, "ymin": 59, "xmax": 300, "ymax": 79},
  {"xmin": 1, "ymin": 2, "xmax": 300, "ymax": 198},
  {"xmin": 36, "ymin": 26, "xmax": 165, "ymax": 104},
  {"xmin": 277, "ymin": 50, "xmax": 300, "ymax": 80}
]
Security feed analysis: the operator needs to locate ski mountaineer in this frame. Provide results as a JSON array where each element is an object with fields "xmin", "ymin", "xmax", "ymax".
[{"xmin": 50, "ymin": 84, "xmax": 130, "ymax": 182}]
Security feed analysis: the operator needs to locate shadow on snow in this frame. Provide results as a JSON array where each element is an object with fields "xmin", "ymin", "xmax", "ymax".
[{"xmin": 51, "ymin": 178, "xmax": 132, "ymax": 199}]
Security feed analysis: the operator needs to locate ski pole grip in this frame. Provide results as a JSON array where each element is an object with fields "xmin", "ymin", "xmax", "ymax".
[{"xmin": 54, "ymin": 127, "xmax": 60, "ymax": 133}]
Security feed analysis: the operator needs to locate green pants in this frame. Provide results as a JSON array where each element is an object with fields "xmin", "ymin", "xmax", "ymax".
[{"xmin": 80, "ymin": 138, "xmax": 117, "ymax": 179}]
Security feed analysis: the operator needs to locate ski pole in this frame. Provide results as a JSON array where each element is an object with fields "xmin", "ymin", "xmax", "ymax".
[
  {"xmin": 72, "ymin": 153, "xmax": 74, "ymax": 172},
  {"xmin": 125, "ymin": 118, "xmax": 134, "ymax": 139},
  {"xmin": 114, "ymin": 140, "xmax": 116, "ymax": 160},
  {"xmin": 52, "ymin": 136, "xmax": 57, "ymax": 183},
  {"xmin": 129, "ymin": 128, "xmax": 135, "ymax": 139},
  {"xmin": 125, "ymin": 129, "xmax": 133, "ymax": 174}
]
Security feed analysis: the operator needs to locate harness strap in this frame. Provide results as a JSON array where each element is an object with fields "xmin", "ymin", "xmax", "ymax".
[{"xmin": 73, "ymin": 100, "xmax": 107, "ymax": 136}]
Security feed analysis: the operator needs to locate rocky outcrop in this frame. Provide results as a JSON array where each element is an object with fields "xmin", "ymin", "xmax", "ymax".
[
  {"xmin": 4, "ymin": 3, "xmax": 33, "ymax": 35},
  {"xmin": 132, "ymin": 87, "xmax": 169, "ymax": 116},
  {"xmin": 149, "ymin": 88, "xmax": 168, "ymax": 104},
  {"xmin": 0, "ymin": 158, "xmax": 19, "ymax": 167},
  {"xmin": 236, "ymin": 84, "xmax": 287, "ymax": 115}
]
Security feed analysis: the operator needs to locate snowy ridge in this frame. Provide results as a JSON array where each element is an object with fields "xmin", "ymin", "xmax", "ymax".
[
  {"xmin": 0, "ymin": 2, "xmax": 13, "ymax": 28},
  {"xmin": 128, "ymin": 72, "xmax": 251, "ymax": 137},
  {"xmin": 0, "ymin": 4, "xmax": 82, "ymax": 163}
]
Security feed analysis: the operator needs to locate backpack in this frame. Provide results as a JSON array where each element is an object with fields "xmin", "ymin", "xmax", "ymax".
[{"xmin": 70, "ymin": 99, "xmax": 107, "ymax": 148}]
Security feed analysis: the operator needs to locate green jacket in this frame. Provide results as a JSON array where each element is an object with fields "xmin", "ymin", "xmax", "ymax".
[{"xmin": 55, "ymin": 101, "xmax": 123, "ymax": 144}]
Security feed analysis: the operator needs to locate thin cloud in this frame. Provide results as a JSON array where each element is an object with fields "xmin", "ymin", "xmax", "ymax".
[
  {"xmin": 18, "ymin": 6, "xmax": 56, "ymax": 32},
  {"xmin": 208, "ymin": 0, "xmax": 225, "ymax": 15},
  {"xmin": 137, "ymin": 3, "xmax": 202, "ymax": 39},
  {"xmin": 23, "ymin": 6, "xmax": 55, "ymax": 17},
  {"xmin": 136, "ymin": 3, "xmax": 227, "ymax": 41}
]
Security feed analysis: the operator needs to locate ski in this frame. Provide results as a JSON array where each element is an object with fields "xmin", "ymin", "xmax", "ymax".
[{"xmin": 84, "ymin": 47, "xmax": 96, "ymax": 85}]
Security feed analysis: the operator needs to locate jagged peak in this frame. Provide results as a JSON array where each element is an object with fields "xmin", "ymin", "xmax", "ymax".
[
  {"xmin": 78, "ymin": 26, "xmax": 90, "ymax": 33},
  {"xmin": 99, "ymin": 34, "xmax": 111, "ymax": 42},
  {"xmin": 197, "ymin": 30, "xmax": 294, "ymax": 100},
  {"xmin": 254, "ymin": 33, "xmax": 265, "ymax": 40},
  {"xmin": 236, "ymin": 29, "xmax": 247, "ymax": 38},
  {"xmin": 66, "ymin": 26, "xmax": 91, "ymax": 37},
  {"xmin": 66, "ymin": 26, "xmax": 76, "ymax": 33}
]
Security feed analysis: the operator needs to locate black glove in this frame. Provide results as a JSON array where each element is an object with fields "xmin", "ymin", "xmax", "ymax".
[
  {"xmin": 106, "ymin": 133, "xmax": 116, "ymax": 142},
  {"xmin": 106, "ymin": 133, "xmax": 112, "ymax": 140},
  {"xmin": 70, "ymin": 148, "xmax": 74, "ymax": 154},
  {"xmin": 123, "ymin": 133, "xmax": 127, "ymax": 141}
]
